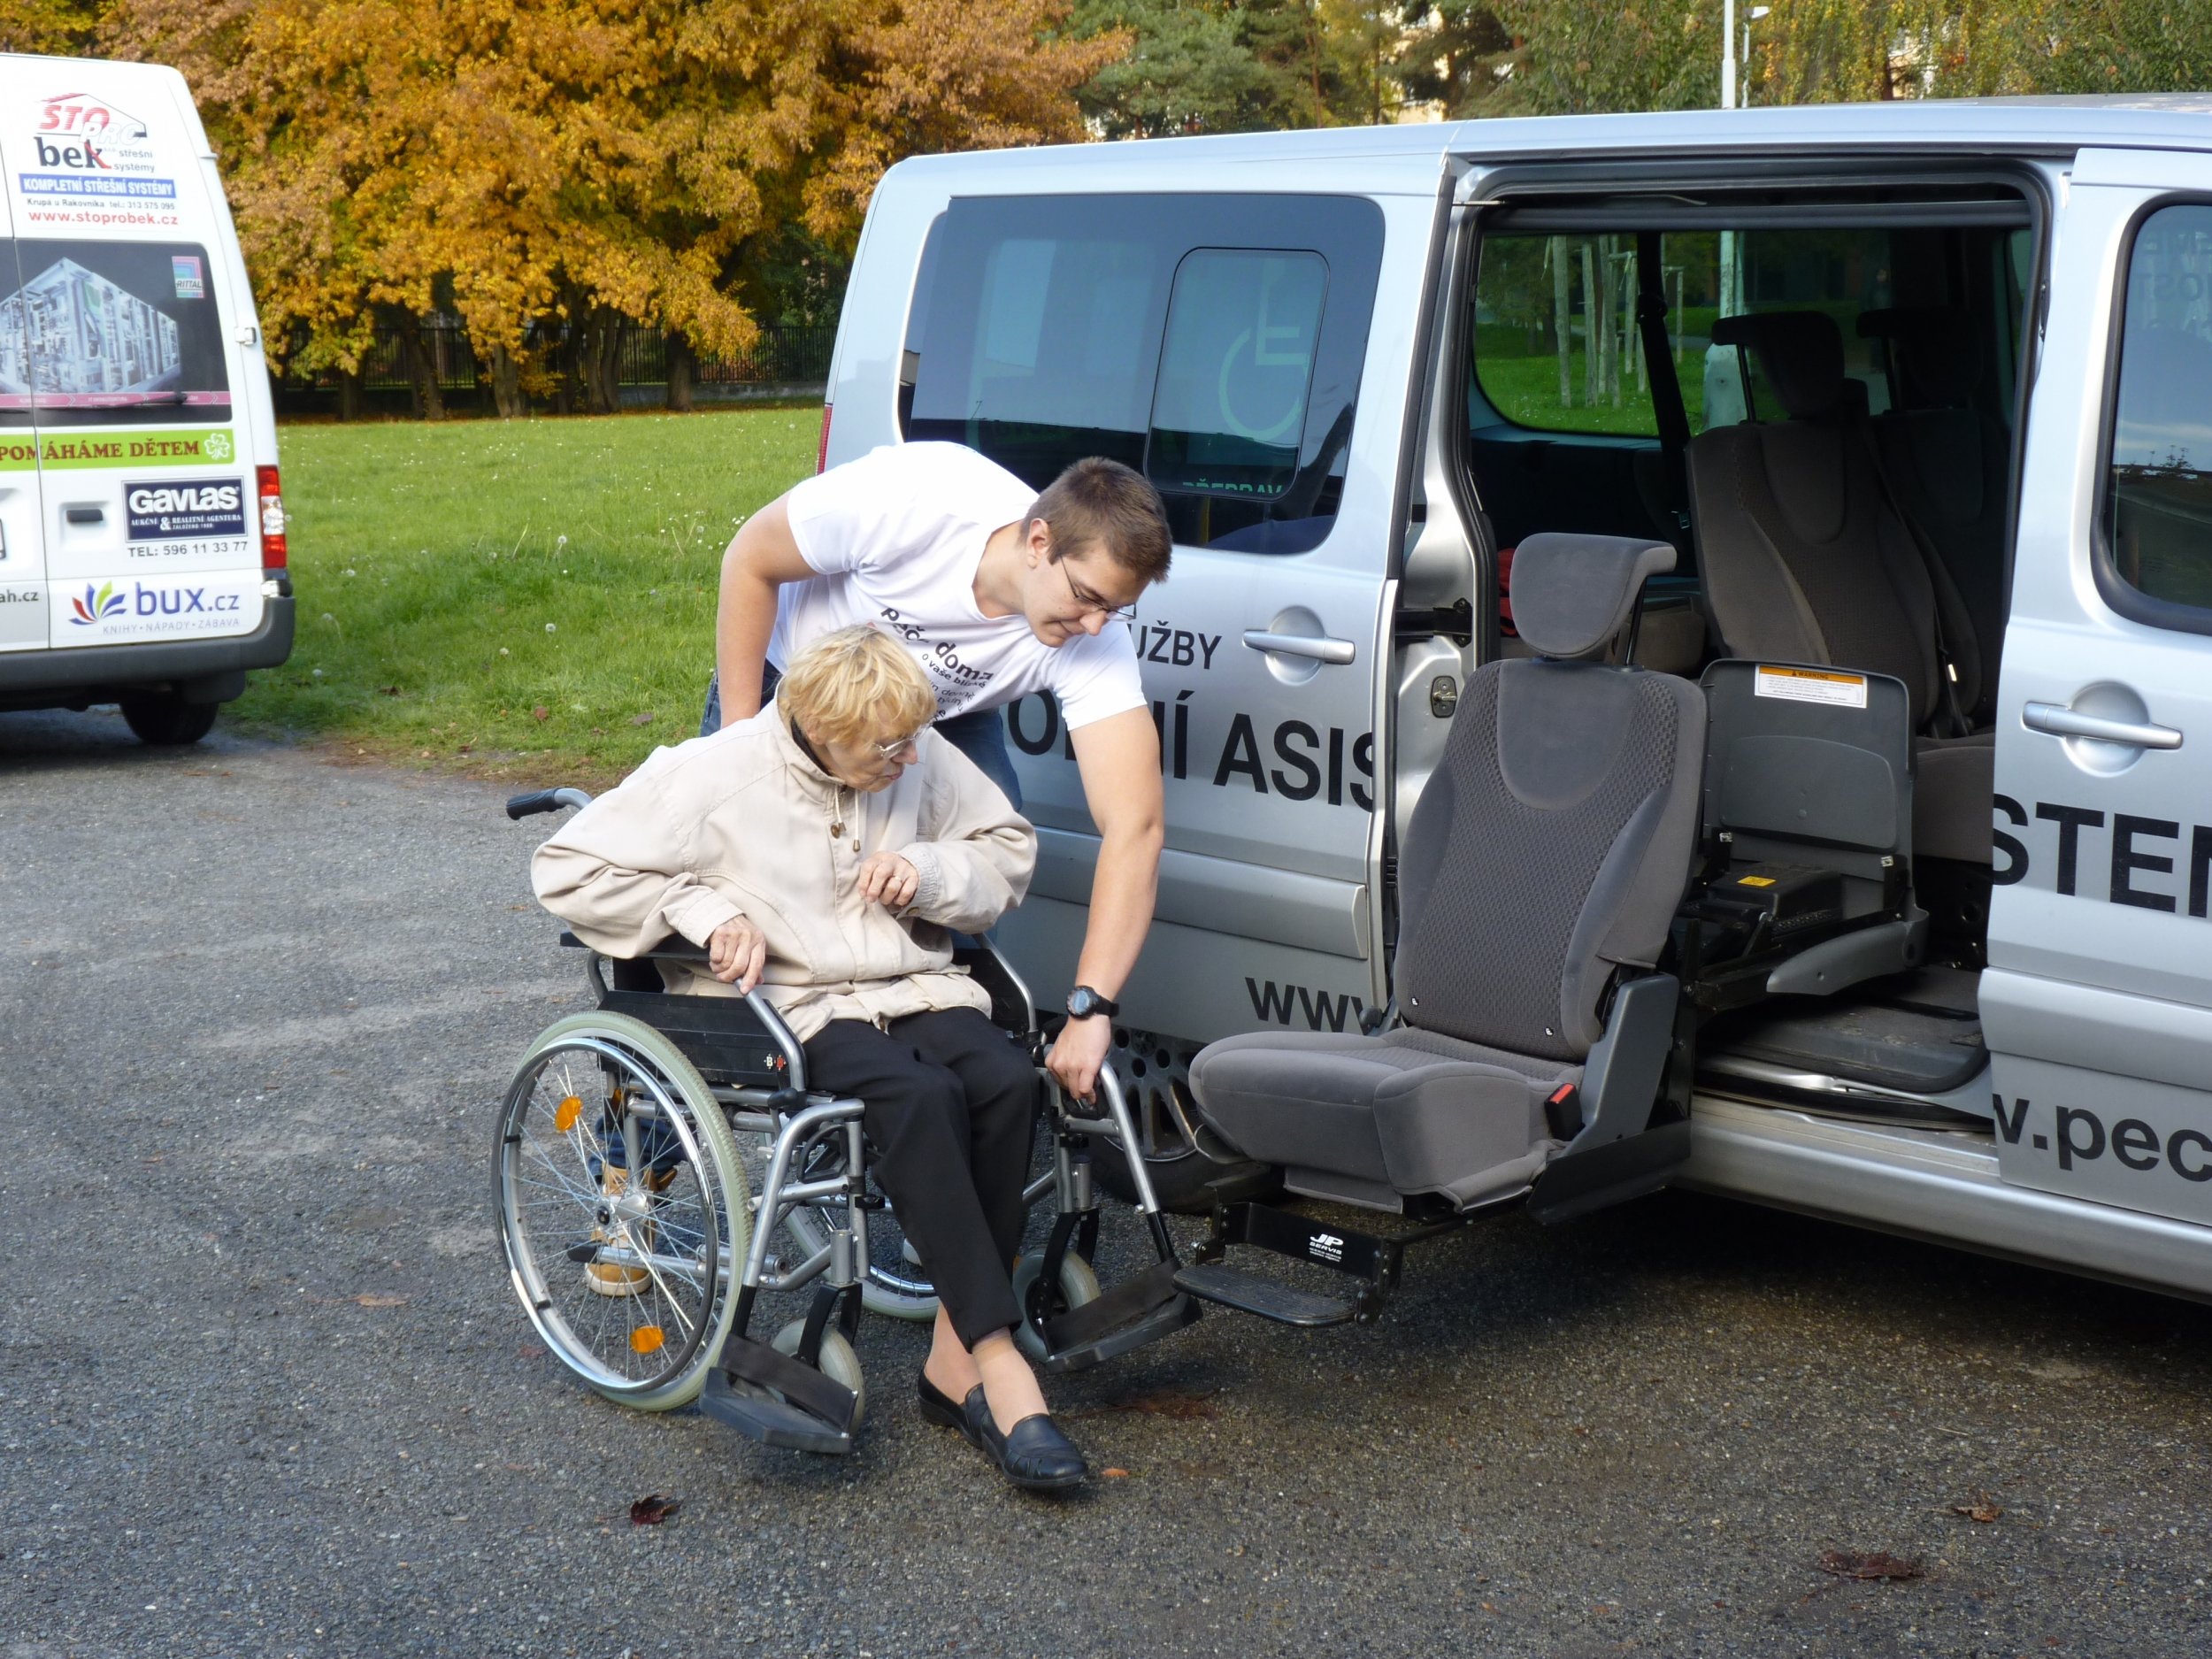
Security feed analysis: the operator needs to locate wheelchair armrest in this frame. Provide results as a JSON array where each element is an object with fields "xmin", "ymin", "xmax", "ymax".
[{"xmin": 589, "ymin": 933, "xmax": 810, "ymax": 1091}]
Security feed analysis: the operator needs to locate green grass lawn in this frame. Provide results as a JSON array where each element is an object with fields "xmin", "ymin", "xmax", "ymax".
[{"xmin": 234, "ymin": 406, "xmax": 821, "ymax": 783}]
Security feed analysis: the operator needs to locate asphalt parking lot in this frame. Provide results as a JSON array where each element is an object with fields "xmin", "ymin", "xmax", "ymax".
[{"xmin": 4, "ymin": 709, "xmax": 2209, "ymax": 1659}]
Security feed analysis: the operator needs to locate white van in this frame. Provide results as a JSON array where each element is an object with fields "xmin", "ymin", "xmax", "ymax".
[
  {"xmin": 817, "ymin": 98, "xmax": 2212, "ymax": 1304},
  {"xmin": 0, "ymin": 54, "xmax": 290, "ymax": 744}
]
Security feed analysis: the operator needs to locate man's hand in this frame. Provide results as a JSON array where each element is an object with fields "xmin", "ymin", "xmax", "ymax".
[
  {"xmin": 856, "ymin": 851, "xmax": 920, "ymax": 910},
  {"xmin": 706, "ymin": 917, "xmax": 767, "ymax": 992},
  {"xmin": 1047, "ymin": 1015, "xmax": 1113, "ymax": 1103}
]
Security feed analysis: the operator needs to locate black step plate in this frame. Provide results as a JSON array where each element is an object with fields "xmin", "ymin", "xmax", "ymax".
[{"xmin": 1171, "ymin": 1263, "xmax": 1359, "ymax": 1327}]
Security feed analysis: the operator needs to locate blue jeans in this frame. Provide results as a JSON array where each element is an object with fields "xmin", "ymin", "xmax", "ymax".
[{"xmin": 699, "ymin": 669, "xmax": 1022, "ymax": 811}]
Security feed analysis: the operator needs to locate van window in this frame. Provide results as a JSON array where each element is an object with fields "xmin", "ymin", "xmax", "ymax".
[
  {"xmin": 2103, "ymin": 203, "xmax": 2212, "ymax": 615},
  {"xmin": 1472, "ymin": 229, "xmax": 1903, "ymax": 438},
  {"xmin": 1148, "ymin": 250, "xmax": 1327, "ymax": 501},
  {"xmin": 0, "ymin": 239, "xmax": 232, "ymax": 427},
  {"xmin": 906, "ymin": 194, "xmax": 1383, "ymax": 554}
]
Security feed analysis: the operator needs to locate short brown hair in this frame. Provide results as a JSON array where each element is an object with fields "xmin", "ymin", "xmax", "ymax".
[
  {"xmin": 778, "ymin": 626, "xmax": 937, "ymax": 748},
  {"xmin": 1031, "ymin": 457, "xmax": 1171, "ymax": 588}
]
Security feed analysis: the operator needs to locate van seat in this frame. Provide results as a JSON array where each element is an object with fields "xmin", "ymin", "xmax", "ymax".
[
  {"xmin": 1858, "ymin": 307, "xmax": 2010, "ymax": 723},
  {"xmin": 1686, "ymin": 311, "xmax": 1991, "ymax": 866},
  {"xmin": 1190, "ymin": 534, "xmax": 1703, "ymax": 1212}
]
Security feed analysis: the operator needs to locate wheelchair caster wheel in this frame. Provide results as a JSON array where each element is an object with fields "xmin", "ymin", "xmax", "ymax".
[
  {"xmin": 1011, "ymin": 1251, "xmax": 1101, "ymax": 1363},
  {"xmin": 772, "ymin": 1320, "xmax": 866, "ymax": 1428}
]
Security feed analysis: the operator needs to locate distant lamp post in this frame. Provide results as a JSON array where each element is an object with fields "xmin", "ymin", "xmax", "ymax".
[{"xmin": 1724, "ymin": 3, "xmax": 1773, "ymax": 110}]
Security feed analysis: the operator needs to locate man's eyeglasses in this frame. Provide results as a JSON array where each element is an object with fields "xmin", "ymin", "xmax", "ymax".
[
  {"xmin": 872, "ymin": 729, "xmax": 926, "ymax": 762},
  {"xmin": 1057, "ymin": 558, "xmax": 1136, "ymax": 623}
]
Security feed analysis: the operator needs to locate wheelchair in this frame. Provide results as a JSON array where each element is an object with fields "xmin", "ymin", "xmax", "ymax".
[{"xmin": 494, "ymin": 788, "xmax": 1201, "ymax": 1454}]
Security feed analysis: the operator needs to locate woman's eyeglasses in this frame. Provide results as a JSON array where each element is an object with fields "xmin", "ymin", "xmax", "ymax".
[{"xmin": 872, "ymin": 729, "xmax": 926, "ymax": 762}]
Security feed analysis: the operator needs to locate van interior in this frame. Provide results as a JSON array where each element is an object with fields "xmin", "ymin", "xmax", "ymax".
[{"xmin": 1459, "ymin": 174, "xmax": 2038, "ymax": 1133}]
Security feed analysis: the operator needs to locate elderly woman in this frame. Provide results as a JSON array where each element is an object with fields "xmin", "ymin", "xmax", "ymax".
[{"xmin": 531, "ymin": 625, "xmax": 1086, "ymax": 1490}]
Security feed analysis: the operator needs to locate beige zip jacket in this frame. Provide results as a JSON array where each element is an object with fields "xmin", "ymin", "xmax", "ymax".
[{"xmin": 531, "ymin": 697, "xmax": 1036, "ymax": 1041}]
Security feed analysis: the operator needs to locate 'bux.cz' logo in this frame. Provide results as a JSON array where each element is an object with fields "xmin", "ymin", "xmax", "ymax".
[
  {"xmin": 69, "ymin": 581, "xmax": 125, "ymax": 625},
  {"xmin": 70, "ymin": 580, "xmax": 241, "ymax": 625}
]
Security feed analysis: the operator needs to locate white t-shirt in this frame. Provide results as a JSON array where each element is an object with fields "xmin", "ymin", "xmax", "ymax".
[{"xmin": 771, "ymin": 442, "xmax": 1146, "ymax": 729}]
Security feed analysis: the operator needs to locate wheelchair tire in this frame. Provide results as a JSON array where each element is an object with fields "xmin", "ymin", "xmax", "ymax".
[
  {"xmin": 772, "ymin": 1320, "xmax": 867, "ymax": 1428},
  {"xmin": 1010, "ymin": 1250, "xmax": 1101, "ymax": 1363},
  {"xmin": 495, "ymin": 1012, "xmax": 749, "ymax": 1411}
]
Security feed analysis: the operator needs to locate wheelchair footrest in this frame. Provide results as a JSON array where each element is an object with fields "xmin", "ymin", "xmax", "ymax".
[
  {"xmin": 1039, "ymin": 1261, "xmax": 1201, "ymax": 1374},
  {"xmin": 1171, "ymin": 1263, "xmax": 1361, "ymax": 1327},
  {"xmin": 700, "ymin": 1335, "xmax": 856, "ymax": 1455}
]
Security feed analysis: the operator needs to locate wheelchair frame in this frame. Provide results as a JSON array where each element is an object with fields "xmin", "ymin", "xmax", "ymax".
[{"xmin": 497, "ymin": 786, "xmax": 1202, "ymax": 1455}]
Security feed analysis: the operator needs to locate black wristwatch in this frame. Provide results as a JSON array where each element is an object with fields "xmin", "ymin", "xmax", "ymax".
[{"xmin": 1065, "ymin": 985, "xmax": 1120, "ymax": 1021}]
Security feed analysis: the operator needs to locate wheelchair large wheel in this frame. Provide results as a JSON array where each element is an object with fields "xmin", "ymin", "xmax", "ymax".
[{"xmin": 495, "ymin": 1012, "xmax": 749, "ymax": 1410}]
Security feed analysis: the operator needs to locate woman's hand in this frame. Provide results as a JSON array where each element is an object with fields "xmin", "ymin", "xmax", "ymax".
[
  {"xmin": 856, "ymin": 851, "xmax": 920, "ymax": 910},
  {"xmin": 707, "ymin": 916, "xmax": 767, "ymax": 992}
]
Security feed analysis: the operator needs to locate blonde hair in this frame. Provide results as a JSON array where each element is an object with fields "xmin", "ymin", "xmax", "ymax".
[{"xmin": 778, "ymin": 625, "xmax": 937, "ymax": 748}]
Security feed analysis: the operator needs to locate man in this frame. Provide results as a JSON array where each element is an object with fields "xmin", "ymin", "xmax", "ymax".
[{"xmin": 705, "ymin": 441, "xmax": 1171, "ymax": 1102}]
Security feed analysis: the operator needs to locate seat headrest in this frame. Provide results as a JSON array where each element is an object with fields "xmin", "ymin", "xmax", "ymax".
[
  {"xmin": 1857, "ymin": 307, "xmax": 1981, "ymax": 409},
  {"xmin": 1509, "ymin": 534, "xmax": 1677, "ymax": 659},
  {"xmin": 1711, "ymin": 310, "xmax": 1847, "ymax": 420}
]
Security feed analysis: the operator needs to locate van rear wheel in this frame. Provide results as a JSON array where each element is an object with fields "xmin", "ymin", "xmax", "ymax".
[
  {"xmin": 119, "ymin": 692, "xmax": 219, "ymax": 747},
  {"xmin": 1090, "ymin": 1028, "xmax": 1281, "ymax": 1215}
]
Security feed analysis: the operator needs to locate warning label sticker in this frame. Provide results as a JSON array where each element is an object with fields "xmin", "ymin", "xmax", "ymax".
[{"xmin": 1754, "ymin": 664, "xmax": 1869, "ymax": 709}]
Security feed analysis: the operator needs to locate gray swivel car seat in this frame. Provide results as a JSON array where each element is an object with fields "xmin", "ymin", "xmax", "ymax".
[
  {"xmin": 1686, "ymin": 309, "xmax": 1993, "ymax": 867},
  {"xmin": 1187, "ymin": 534, "xmax": 1705, "ymax": 1215}
]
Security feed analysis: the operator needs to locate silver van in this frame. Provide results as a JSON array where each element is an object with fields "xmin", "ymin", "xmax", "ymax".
[
  {"xmin": 0, "ymin": 54, "xmax": 292, "ymax": 743},
  {"xmin": 820, "ymin": 99, "xmax": 2212, "ymax": 1302}
]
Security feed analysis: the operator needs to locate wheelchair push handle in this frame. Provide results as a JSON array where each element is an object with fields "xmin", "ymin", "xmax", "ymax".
[{"xmin": 506, "ymin": 787, "xmax": 594, "ymax": 820}]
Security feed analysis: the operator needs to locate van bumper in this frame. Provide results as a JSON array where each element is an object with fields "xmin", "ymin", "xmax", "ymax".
[{"xmin": 0, "ymin": 595, "xmax": 295, "ymax": 709}]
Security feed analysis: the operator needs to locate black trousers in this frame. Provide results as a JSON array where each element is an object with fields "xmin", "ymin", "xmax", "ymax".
[{"xmin": 800, "ymin": 1008, "xmax": 1036, "ymax": 1348}]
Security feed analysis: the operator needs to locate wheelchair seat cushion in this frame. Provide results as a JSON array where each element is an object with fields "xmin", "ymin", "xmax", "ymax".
[{"xmin": 1188, "ymin": 1028, "xmax": 1579, "ymax": 1209}]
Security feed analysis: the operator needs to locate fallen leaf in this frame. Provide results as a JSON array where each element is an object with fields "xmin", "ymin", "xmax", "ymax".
[
  {"xmin": 630, "ymin": 711, "xmax": 656, "ymax": 726},
  {"xmin": 533, "ymin": 705, "xmax": 549, "ymax": 722},
  {"xmin": 1949, "ymin": 1494, "xmax": 2002, "ymax": 1524},
  {"xmin": 629, "ymin": 1494, "xmax": 682, "ymax": 1525},
  {"xmin": 1103, "ymin": 1388, "xmax": 1218, "ymax": 1421},
  {"xmin": 1101, "ymin": 1467, "xmax": 1129, "ymax": 1479},
  {"xmin": 354, "ymin": 1294, "xmax": 407, "ymax": 1308},
  {"xmin": 1817, "ymin": 1549, "xmax": 1924, "ymax": 1581},
  {"xmin": 1479, "ymin": 1601, "xmax": 1498, "ymax": 1613}
]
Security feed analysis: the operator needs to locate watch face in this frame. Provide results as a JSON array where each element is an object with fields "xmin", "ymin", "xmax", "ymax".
[{"xmin": 1068, "ymin": 987, "xmax": 1111, "ymax": 1018}]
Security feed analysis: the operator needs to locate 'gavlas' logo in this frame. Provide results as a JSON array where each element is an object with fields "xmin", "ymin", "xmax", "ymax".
[{"xmin": 33, "ymin": 94, "xmax": 155, "ymax": 175}]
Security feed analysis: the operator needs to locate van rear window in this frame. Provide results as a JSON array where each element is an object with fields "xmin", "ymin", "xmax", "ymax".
[
  {"xmin": 905, "ymin": 194, "xmax": 1381, "ymax": 554},
  {"xmin": 0, "ymin": 239, "xmax": 232, "ymax": 427}
]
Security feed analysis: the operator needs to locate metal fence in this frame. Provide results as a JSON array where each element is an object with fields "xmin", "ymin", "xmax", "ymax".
[{"xmin": 276, "ymin": 316, "xmax": 833, "ymax": 411}]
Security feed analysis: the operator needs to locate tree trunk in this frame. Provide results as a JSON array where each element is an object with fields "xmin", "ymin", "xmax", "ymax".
[
  {"xmin": 1580, "ymin": 241, "xmax": 1598, "ymax": 407},
  {"xmin": 489, "ymin": 342, "xmax": 526, "ymax": 419},
  {"xmin": 394, "ymin": 314, "xmax": 444, "ymax": 420},
  {"xmin": 591, "ymin": 313, "xmax": 623, "ymax": 414},
  {"xmin": 336, "ymin": 366, "xmax": 361, "ymax": 423},
  {"xmin": 664, "ymin": 329, "xmax": 695, "ymax": 412},
  {"xmin": 1551, "ymin": 236, "xmax": 1572, "ymax": 408}
]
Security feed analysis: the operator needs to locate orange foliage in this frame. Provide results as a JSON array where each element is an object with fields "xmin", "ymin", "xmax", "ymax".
[{"xmin": 87, "ymin": 0, "xmax": 1119, "ymax": 392}]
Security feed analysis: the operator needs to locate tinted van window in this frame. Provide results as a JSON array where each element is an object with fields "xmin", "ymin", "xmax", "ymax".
[
  {"xmin": 2105, "ymin": 203, "xmax": 2212, "ymax": 615},
  {"xmin": 907, "ymin": 194, "xmax": 1382, "ymax": 553},
  {"xmin": 0, "ymin": 239, "xmax": 232, "ymax": 427}
]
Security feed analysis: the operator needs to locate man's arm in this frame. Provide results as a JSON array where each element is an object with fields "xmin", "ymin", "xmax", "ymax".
[
  {"xmin": 1047, "ymin": 706, "xmax": 1165, "ymax": 1100},
  {"xmin": 713, "ymin": 496, "xmax": 817, "ymax": 726}
]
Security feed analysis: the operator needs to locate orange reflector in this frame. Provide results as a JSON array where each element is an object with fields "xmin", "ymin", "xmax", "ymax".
[
  {"xmin": 554, "ymin": 1095, "xmax": 583, "ymax": 1132},
  {"xmin": 630, "ymin": 1326, "xmax": 665, "ymax": 1355}
]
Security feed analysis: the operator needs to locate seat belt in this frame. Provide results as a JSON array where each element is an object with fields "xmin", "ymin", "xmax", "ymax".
[
  {"xmin": 1635, "ymin": 232, "xmax": 1692, "ymax": 540},
  {"xmin": 1848, "ymin": 412, "xmax": 1974, "ymax": 738}
]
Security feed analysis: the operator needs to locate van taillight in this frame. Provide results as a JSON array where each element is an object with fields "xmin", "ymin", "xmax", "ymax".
[
  {"xmin": 817, "ymin": 404, "xmax": 832, "ymax": 474},
  {"xmin": 257, "ymin": 465, "xmax": 288, "ymax": 573}
]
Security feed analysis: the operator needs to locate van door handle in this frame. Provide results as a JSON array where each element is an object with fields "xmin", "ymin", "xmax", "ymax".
[
  {"xmin": 1242, "ymin": 629, "xmax": 1356, "ymax": 665},
  {"xmin": 2022, "ymin": 701, "xmax": 2182, "ymax": 749},
  {"xmin": 64, "ymin": 505, "xmax": 104, "ymax": 526}
]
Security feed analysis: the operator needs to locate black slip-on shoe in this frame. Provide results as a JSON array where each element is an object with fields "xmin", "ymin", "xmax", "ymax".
[
  {"xmin": 964, "ymin": 1392, "xmax": 1088, "ymax": 1493},
  {"xmin": 918, "ymin": 1372, "xmax": 981, "ymax": 1444}
]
